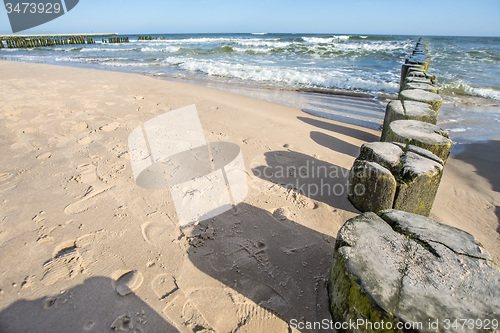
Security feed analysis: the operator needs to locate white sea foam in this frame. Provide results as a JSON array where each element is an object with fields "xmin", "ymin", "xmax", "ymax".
[
  {"xmin": 441, "ymin": 80, "xmax": 500, "ymax": 100},
  {"xmin": 335, "ymin": 35, "xmax": 351, "ymax": 41},
  {"xmin": 235, "ymin": 39, "xmax": 292, "ymax": 48},
  {"xmin": 52, "ymin": 47, "xmax": 84, "ymax": 52},
  {"xmin": 140, "ymin": 46, "xmax": 181, "ymax": 53},
  {"xmin": 300, "ymin": 38, "xmax": 412, "ymax": 55},
  {"xmin": 302, "ymin": 35, "xmax": 350, "ymax": 44},
  {"xmin": 165, "ymin": 46, "xmax": 182, "ymax": 53},
  {"xmin": 54, "ymin": 56, "xmax": 83, "ymax": 62},
  {"xmin": 474, "ymin": 87, "xmax": 500, "ymax": 100},
  {"xmin": 302, "ymin": 37, "xmax": 335, "ymax": 44},
  {"xmin": 54, "ymin": 56, "xmax": 150, "ymax": 67},
  {"xmin": 80, "ymin": 47, "xmax": 138, "ymax": 52},
  {"xmin": 140, "ymin": 47, "xmax": 159, "ymax": 52},
  {"xmin": 99, "ymin": 61, "xmax": 153, "ymax": 67},
  {"xmin": 331, "ymin": 41, "xmax": 410, "ymax": 52},
  {"xmin": 164, "ymin": 56, "xmax": 398, "ymax": 92},
  {"xmin": 232, "ymin": 47, "xmax": 273, "ymax": 54},
  {"xmin": 162, "ymin": 37, "xmax": 243, "ymax": 44}
]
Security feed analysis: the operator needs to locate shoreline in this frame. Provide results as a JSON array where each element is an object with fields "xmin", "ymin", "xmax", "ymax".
[
  {"xmin": 0, "ymin": 60, "xmax": 499, "ymax": 332},
  {"xmin": 1, "ymin": 33, "xmax": 499, "ymax": 105},
  {"xmin": 1, "ymin": 57, "xmax": 498, "ymax": 145}
]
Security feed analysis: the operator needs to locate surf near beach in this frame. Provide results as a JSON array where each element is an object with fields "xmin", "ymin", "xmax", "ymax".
[{"xmin": 2, "ymin": 33, "xmax": 500, "ymax": 143}]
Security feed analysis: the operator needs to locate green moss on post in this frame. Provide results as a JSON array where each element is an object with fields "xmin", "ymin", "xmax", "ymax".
[
  {"xmin": 400, "ymin": 63, "xmax": 426, "ymax": 89},
  {"xmin": 328, "ymin": 239, "xmax": 404, "ymax": 333},
  {"xmin": 383, "ymin": 120, "xmax": 451, "ymax": 162},
  {"xmin": 399, "ymin": 89, "xmax": 442, "ymax": 113},
  {"xmin": 328, "ymin": 211, "xmax": 500, "ymax": 333},
  {"xmin": 403, "ymin": 82, "xmax": 439, "ymax": 94},
  {"xmin": 406, "ymin": 70, "xmax": 437, "ymax": 84},
  {"xmin": 381, "ymin": 100, "xmax": 437, "ymax": 141},
  {"xmin": 348, "ymin": 160, "xmax": 397, "ymax": 213},
  {"xmin": 348, "ymin": 142, "xmax": 445, "ymax": 216},
  {"xmin": 393, "ymin": 151, "xmax": 444, "ymax": 216}
]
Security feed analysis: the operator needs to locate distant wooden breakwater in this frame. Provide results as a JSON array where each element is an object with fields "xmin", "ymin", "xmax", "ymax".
[
  {"xmin": 0, "ymin": 34, "xmax": 169, "ymax": 49},
  {"xmin": 0, "ymin": 33, "xmax": 131, "ymax": 49}
]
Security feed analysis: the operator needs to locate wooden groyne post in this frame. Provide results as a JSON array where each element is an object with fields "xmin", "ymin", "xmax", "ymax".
[
  {"xmin": 107, "ymin": 37, "xmax": 129, "ymax": 44},
  {"xmin": 348, "ymin": 38, "xmax": 450, "ymax": 216},
  {"xmin": 328, "ymin": 39, "xmax": 500, "ymax": 333}
]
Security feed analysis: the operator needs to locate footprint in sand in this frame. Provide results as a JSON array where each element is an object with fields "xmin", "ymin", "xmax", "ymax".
[
  {"xmin": 75, "ymin": 231, "xmax": 106, "ymax": 249},
  {"xmin": 77, "ymin": 137, "xmax": 93, "ymax": 145},
  {"xmin": 0, "ymin": 173, "xmax": 13, "ymax": 183},
  {"xmin": 41, "ymin": 231, "xmax": 106, "ymax": 276},
  {"xmin": 36, "ymin": 152, "xmax": 52, "ymax": 160},
  {"xmin": 272, "ymin": 207, "xmax": 290, "ymax": 221},
  {"xmin": 43, "ymin": 297, "xmax": 57, "ymax": 309},
  {"xmin": 47, "ymin": 135, "xmax": 73, "ymax": 149},
  {"xmin": 163, "ymin": 284, "xmax": 288, "ymax": 333},
  {"xmin": 113, "ymin": 270, "xmax": 144, "ymax": 296},
  {"xmin": 184, "ymin": 287, "xmax": 240, "ymax": 332},
  {"xmin": 64, "ymin": 185, "xmax": 114, "ymax": 215},
  {"xmin": 70, "ymin": 122, "xmax": 88, "ymax": 132},
  {"xmin": 162, "ymin": 257, "xmax": 291, "ymax": 333},
  {"xmin": 110, "ymin": 315, "xmax": 132, "ymax": 331},
  {"xmin": 0, "ymin": 173, "xmax": 16, "ymax": 193},
  {"xmin": 109, "ymin": 311, "xmax": 149, "ymax": 331},
  {"xmin": 151, "ymin": 274, "xmax": 178, "ymax": 300},
  {"xmin": 161, "ymin": 286, "xmax": 238, "ymax": 333},
  {"xmin": 239, "ymin": 239, "xmax": 270, "ymax": 267},
  {"xmin": 141, "ymin": 220, "xmax": 180, "ymax": 246},
  {"xmin": 83, "ymin": 321, "xmax": 95, "ymax": 331},
  {"xmin": 32, "ymin": 211, "xmax": 46, "ymax": 224},
  {"xmin": 76, "ymin": 163, "xmax": 98, "ymax": 184},
  {"xmin": 10, "ymin": 141, "xmax": 37, "ymax": 153},
  {"xmin": 235, "ymin": 302, "xmax": 288, "ymax": 332},
  {"xmin": 41, "ymin": 241, "xmax": 83, "ymax": 286},
  {"xmin": 100, "ymin": 122, "xmax": 120, "ymax": 132},
  {"xmin": 207, "ymin": 238, "xmax": 271, "ymax": 272}
]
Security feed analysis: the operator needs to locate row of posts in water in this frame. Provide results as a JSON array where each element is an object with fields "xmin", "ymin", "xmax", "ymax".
[{"xmin": 0, "ymin": 36, "xmax": 132, "ymax": 49}]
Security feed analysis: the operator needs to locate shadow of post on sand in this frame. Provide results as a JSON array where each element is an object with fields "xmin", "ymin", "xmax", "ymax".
[
  {"xmin": 251, "ymin": 150, "xmax": 357, "ymax": 213},
  {"xmin": 0, "ymin": 276, "xmax": 177, "ymax": 333},
  {"xmin": 452, "ymin": 139, "xmax": 500, "ymax": 236},
  {"xmin": 184, "ymin": 202, "xmax": 336, "ymax": 332},
  {"xmin": 160, "ymin": 149, "xmax": 356, "ymax": 332}
]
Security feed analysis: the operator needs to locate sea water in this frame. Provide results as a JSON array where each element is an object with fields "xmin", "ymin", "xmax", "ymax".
[{"xmin": 2, "ymin": 33, "xmax": 499, "ymax": 143}]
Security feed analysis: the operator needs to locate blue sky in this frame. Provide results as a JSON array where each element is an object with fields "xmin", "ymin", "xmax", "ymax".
[{"xmin": 1, "ymin": 0, "xmax": 499, "ymax": 36}]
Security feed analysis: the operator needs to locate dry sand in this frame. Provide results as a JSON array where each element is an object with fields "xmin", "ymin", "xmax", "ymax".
[{"xmin": 0, "ymin": 61, "xmax": 498, "ymax": 332}]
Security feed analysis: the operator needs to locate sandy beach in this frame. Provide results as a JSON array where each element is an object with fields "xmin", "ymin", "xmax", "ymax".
[{"xmin": 0, "ymin": 61, "xmax": 499, "ymax": 332}]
